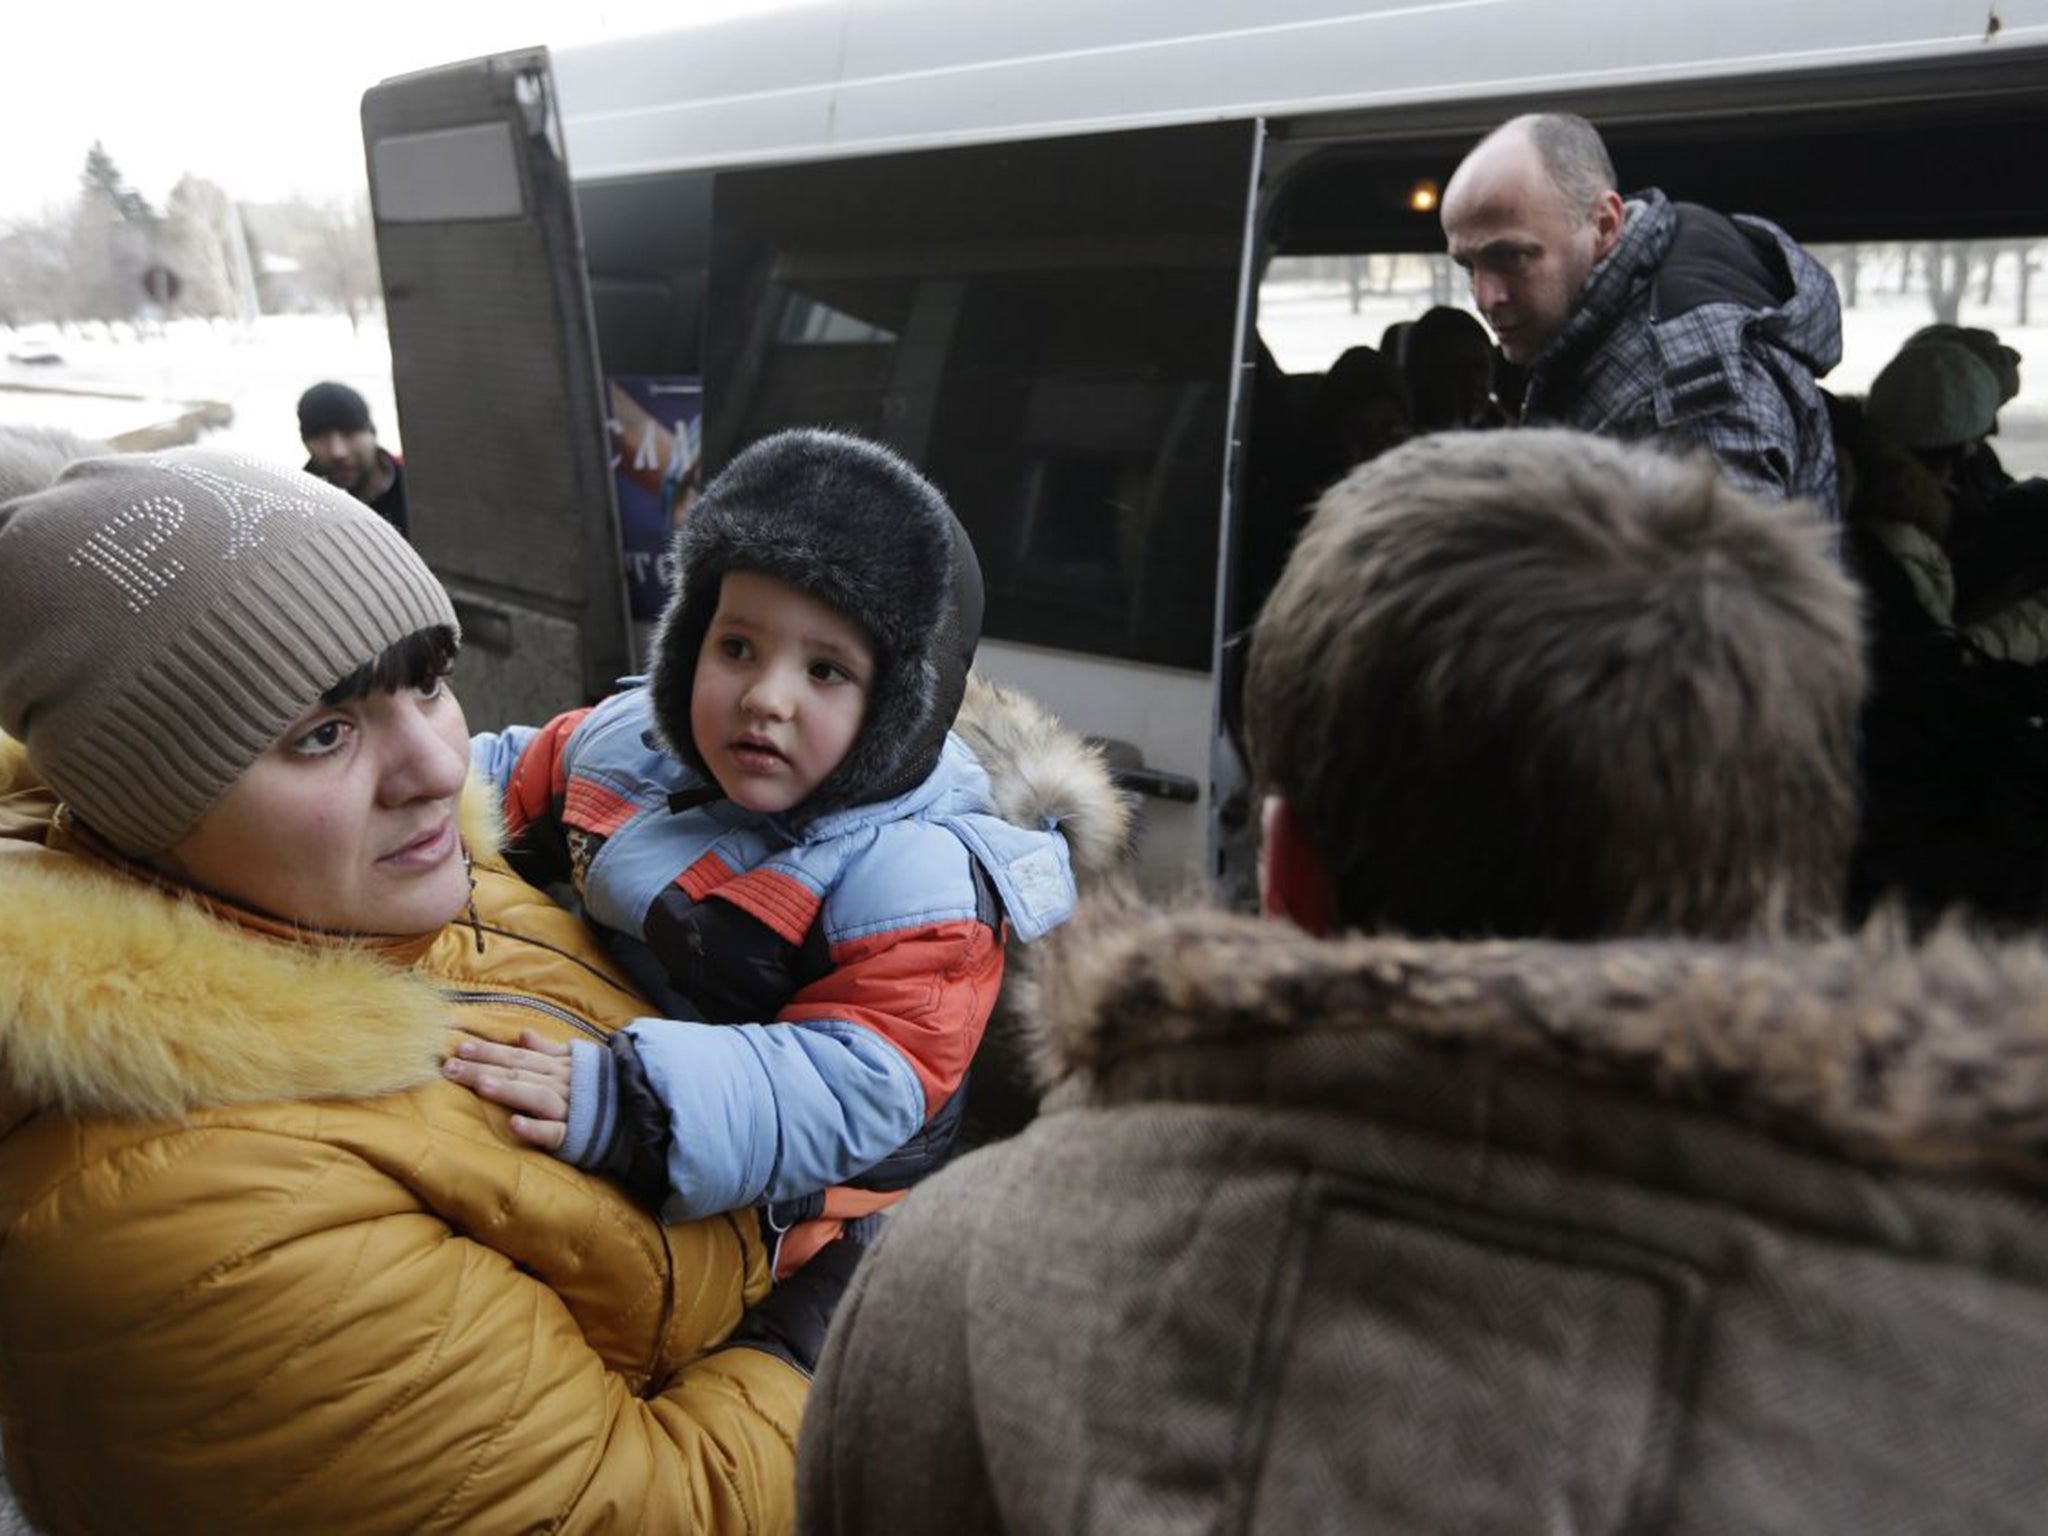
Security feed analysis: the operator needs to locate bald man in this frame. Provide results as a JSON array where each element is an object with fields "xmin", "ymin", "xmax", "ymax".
[{"xmin": 1442, "ymin": 113, "xmax": 1841, "ymax": 516}]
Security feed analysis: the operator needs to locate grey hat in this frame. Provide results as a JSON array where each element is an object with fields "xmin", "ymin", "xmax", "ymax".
[
  {"xmin": 1866, "ymin": 342, "xmax": 2001, "ymax": 452},
  {"xmin": 1905, "ymin": 324, "xmax": 2021, "ymax": 406},
  {"xmin": 648, "ymin": 428, "xmax": 983, "ymax": 820},
  {"xmin": 0, "ymin": 449, "xmax": 456, "ymax": 854}
]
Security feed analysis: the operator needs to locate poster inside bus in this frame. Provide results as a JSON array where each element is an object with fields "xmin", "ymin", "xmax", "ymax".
[{"xmin": 607, "ymin": 374, "xmax": 702, "ymax": 624}]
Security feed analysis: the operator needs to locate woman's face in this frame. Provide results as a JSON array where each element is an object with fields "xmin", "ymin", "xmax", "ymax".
[{"xmin": 160, "ymin": 677, "xmax": 473, "ymax": 935}]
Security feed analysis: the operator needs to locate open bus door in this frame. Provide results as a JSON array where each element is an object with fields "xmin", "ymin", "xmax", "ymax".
[{"xmin": 362, "ymin": 49, "xmax": 628, "ymax": 732}]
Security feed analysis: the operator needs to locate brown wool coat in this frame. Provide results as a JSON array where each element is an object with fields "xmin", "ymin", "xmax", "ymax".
[
  {"xmin": 799, "ymin": 896, "xmax": 2048, "ymax": 1535},
  {"xmin": 0, "ymin": 743, "xmax": 806, "ymax": 1535}
]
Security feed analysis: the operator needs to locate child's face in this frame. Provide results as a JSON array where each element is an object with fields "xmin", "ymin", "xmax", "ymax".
[{"xmin": 691, "ymin": 570, "xmax": 874, "ymax": 815}]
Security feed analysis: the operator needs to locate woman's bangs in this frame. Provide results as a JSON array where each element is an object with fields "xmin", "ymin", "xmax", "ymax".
[{"xmin": 320, "ymin": 626, "xmax": 460, "ymax": 706}]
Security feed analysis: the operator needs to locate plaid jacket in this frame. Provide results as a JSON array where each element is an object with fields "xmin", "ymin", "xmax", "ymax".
[{"xmin": 1521, "ymin": 189, "xmax": 1842, "ymax": 518}]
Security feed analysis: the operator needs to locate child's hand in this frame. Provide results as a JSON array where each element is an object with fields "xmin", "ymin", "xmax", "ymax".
[{"xmin": 444, "ymin": 1030, "xmax": 573, "ymax": 1149}]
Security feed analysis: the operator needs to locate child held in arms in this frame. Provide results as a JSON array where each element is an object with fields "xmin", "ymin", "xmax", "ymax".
[{"xmin": 449, "ymin": 429, "xmax": 1115, "ymax": 1273}]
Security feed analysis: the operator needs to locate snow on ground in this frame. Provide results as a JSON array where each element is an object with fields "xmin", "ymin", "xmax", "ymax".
[
  {"xmin": 0, "ymin": 314, "xmax": 396, "ymax": 471},
  {"xmin": 0, "ymin": 385, "xmax": 193, "ymax": 440}
]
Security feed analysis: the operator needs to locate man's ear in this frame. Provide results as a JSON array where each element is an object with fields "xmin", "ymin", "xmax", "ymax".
[
  {"xmin": 1589, "ymin": 188, "xmax": 1626, "ymax": 260},
  {"xmin": 1259, "ymin": 794, "xmax": 1338, "ymax": 937}
]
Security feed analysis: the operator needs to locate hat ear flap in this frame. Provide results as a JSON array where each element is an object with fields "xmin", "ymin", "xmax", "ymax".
[{"xmin": 648, "ymin": 567, "xmax": 719, "ymax": 773}]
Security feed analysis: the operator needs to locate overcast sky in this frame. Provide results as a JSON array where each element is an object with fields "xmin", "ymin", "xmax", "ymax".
[{"xmin": 4, "ymin": 1, "xmax": 791, "ymax": 220}]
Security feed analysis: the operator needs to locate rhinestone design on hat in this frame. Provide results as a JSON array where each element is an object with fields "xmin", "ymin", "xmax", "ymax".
[
  {"xmin": 69, "ymin": 495, "xmax": 189, "ymax": 615},
  {"xmin": 162, "ymin": 454, "xmax": 324, "ymax": 558}
]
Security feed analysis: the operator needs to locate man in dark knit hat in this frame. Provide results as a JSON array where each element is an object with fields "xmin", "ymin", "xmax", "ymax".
[{"xmin": 297, "ymin": 380, "xmax": 408, "ymax": 538}]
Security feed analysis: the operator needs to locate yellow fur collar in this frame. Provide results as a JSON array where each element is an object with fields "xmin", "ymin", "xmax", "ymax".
[{"xmin": 0, "ymin": 775, "xmax": 507, "ymax": 1121}]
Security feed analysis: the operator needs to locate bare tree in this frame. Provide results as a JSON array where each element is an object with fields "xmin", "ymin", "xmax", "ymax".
[
  {"xmin": 242, "ymin": 196, "xmax": 382, "ymax": 330},
  {"xmin": 1429, "ymin": 254, "xmax": 1456, "ymax": 307},
  {"xmin": 161, "ymin": 177, "xmax": 258, "ymax": 322},
  {"xmin": 1926, "ymin": 242, "xmax": 1973, "ymax": 327},
  {"xmin": 305, "ymin": 198, "xmax": 381, "ymax": 333}
]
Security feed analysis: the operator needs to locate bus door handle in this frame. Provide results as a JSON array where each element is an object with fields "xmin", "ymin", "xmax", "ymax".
[{"xmin": 1086, "ymin": 737, "xmax": 1200, "ymax": 804}]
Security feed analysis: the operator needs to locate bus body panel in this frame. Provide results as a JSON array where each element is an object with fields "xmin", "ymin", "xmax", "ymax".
[
  {"xmin": 976, "ymin": 640, "xmax": 1213, "ymax": 889},
  {"xmin": 550, "ymin": 0, "xmax": 2047, "ymax": 183}
]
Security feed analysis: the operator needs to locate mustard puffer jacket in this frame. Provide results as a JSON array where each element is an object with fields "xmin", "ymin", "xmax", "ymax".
[{"xmin": 0, "ymin": 742, "xmax": 806, "ymax": 1534}]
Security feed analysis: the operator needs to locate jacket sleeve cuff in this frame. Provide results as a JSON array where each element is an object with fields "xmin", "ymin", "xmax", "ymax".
[
  {"xmin": 558, "ymin": 1039, "xmax": 617, "ymax": 1170},
  {"xmin": 624, "ymin": 1018, "xmax": 929, "ymax": 1219},
  {"xmin": 624, "ymin": 1019, "xmax": 781, "ymax": 1219}
]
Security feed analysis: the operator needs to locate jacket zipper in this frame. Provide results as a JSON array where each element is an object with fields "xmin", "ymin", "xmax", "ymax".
[
  {"xmin": 449, "ymin": 989, "xmax": 609, "ymax": 1043},
  {"xmin": 453, "ymin": 986, "xmax": 678, "ymax": 1392}
]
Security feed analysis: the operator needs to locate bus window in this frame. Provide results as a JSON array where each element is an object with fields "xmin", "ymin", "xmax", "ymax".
[
  {"xmin": 579, "ymin": 170, "xmax": 714, "ymax": 380},
  {"xmin": 1259, "ymin": 253, "xmax": 1465, "ymax": 376},
  {"xmin": 1807, "ymin": 240, "xmax": 2046, "ymax": 478},
  {"xmin": 704, "ymin": 122, "xmax": 1257, "ymax": 672},
  {"xmin": 577, "ymin": 171, "xmax": 715, "ymax": 635},
  {"xmin": 1259, "ymin": 241, "xmax": 2048, "ymax": 477}
]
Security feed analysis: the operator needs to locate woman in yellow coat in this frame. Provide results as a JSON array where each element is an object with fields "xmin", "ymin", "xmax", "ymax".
[{"xmin": 0, "ymin": 450, "xmax": 808, "ymax": 1533}]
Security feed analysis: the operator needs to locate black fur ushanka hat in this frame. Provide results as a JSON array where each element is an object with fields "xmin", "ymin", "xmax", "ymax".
[{"xmin": 648, "ymin": 428, "xmax": 984, "ymax": 819}]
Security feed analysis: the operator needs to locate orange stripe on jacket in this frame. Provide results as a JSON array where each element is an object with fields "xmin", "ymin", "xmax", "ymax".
[
  {"xmin": 773, "ymin": 1188, "xmax": 909, "ymax": 1280},
  {"xmin": 562, "ymin": 778, "xmax": 639, "ymax": 838},
  {"xmin": 713, "ymin": 868, "xmax": 822, "ymax": 948},
  {"xmin": 782, "ymin": 918, "xmax": 1003, "ymax": 1113},
  {"xmin": 501, "ymin": 708, "xmax": 591, "ymax": 835},
  {"xmin": 676, "ymin": 851, "xmax": 737, "ymax": 903}
]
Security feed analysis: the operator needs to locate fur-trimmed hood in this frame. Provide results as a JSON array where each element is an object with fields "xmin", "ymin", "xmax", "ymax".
[
  {"xmin": 954, "ymin": 671, "xmax": 1130, "ymax": 890},
  {"xmin": 1033, "ymin": 896, "xmax": 2048, "ymax": 1182},
  {"xmin": 0, "ymin": 766, "xmax": 506, "ymax": 1122}
]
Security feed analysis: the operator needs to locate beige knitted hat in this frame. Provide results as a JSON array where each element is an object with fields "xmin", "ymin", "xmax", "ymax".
[{"xmin": 0, "ymin": 449, "xmax": 458, "ymax": 855}]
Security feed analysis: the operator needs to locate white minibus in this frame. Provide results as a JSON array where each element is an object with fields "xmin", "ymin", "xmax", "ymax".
[{"xmin": 366, "ymin": 0, "xmax": 2048, "ymax": 892}]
